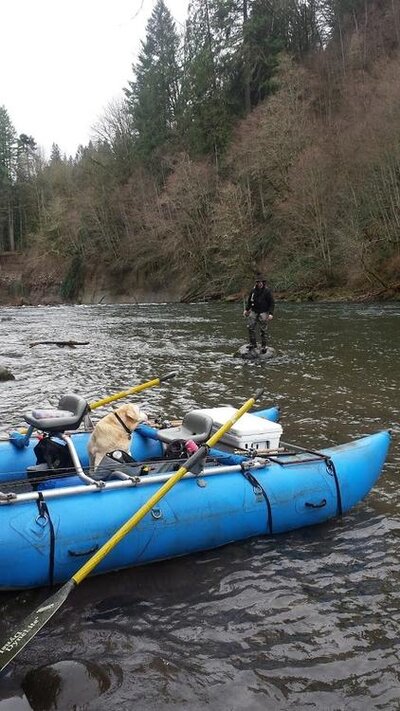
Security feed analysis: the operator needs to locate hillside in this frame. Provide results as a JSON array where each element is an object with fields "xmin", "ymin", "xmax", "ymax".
[{"xmin": 0, "ymin": 0, "xmax": 399, "ymax": 305}]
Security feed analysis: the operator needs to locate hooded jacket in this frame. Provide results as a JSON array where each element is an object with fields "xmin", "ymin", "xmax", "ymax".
[{"xmin": 246, "ymin": 284, "xmax": 275, "ymax": 315}]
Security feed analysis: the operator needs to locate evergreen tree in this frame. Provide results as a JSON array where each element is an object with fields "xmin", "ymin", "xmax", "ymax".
[
  {"xmin": 0, "ymin": 107, "xmax": 16, "ymax": 180},
  {"xmin": 319, "ymin": 0, "xmax": 367, "ymax": 35},
  {"xmin": 0, "ymin": 106, "xmax": 16, "ymax": 250},
  {"xmin": 180, "ymin": 0, "xmax": 321, "ymax": 155},
  {"xmin": 242, "ymin": 1, "xmax": 321, "ymax": 107},
  {"xmin": 181, "ymin": 0, "xmax": 235, "ymax": 159},
  {"xmin": 16, "ymin": 134, "xmax": 37, "ymax": 181},
  {"xmin": 50, "ymin": 143, "xmax": 62, "ymax": 163},
  {"xmin": 14, "ymin": 134, "xmax": 38, "ymax": 248},
  {"xmin": 125, "ymin": 0, "xmax": 181, "ymax": 162}
]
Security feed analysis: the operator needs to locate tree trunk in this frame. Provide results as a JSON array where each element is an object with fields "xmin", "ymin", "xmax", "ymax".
[
  {"xmin": 392, "ymin": 0, "xmax": 400, "ymax": 46},
  {"xmin": 8, "ymin": 200, "xmax": 14, "ymax": 251},
  {"xmin": 243, "ymin": 0, "xmax": 251, "ymax": 113}
]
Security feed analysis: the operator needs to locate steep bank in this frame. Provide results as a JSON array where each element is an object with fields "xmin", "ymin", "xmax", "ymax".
[
  {"xmin": 0, "ymin": 253, "xmax": 182, "ymax": 306},
  {"xmin": 0, "ymin": 252, "xmax": 397, "ymax": 306}
]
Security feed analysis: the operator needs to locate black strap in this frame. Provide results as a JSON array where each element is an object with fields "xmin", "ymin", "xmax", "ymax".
[
  {"xmin": 326, "ymin": 458, "xmax": 343, "ymax": 517},
  {"xmin": 241, "ymin": 467, "xmax": 273, "ymax": 535},
  {"xmin": 36, "ymin": 492, "xmax": 55, "ymax": 586},
  {"xmin": 269, "ymin": 450, "xmax": 343, "ymax": 518},
  {"xmin": 114, "ymin": 412, "xmax": 132, "ymax": 435}
]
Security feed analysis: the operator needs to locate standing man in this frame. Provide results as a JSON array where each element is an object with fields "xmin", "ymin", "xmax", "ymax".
[{"xmin": 243, "ymin": 275, "xmax": 275, "ymax": 353}]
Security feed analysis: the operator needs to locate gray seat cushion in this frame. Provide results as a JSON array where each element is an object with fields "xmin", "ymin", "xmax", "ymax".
[
  {"xmin": 158, "ymin": 411, "xmax": 213, "ymax": 444},
  {"xmin": 24, "ymin": 394, "xmax": 89, "ymax": 433}
]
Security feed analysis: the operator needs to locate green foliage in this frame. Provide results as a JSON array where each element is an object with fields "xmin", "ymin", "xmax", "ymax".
[
  {"xmin": 50, "ymin": 143, "xmax": 62, "ymax": 163},
  {"xmin": 60, "ymin": 254, "xmax": 85, "ymax": 300},
  {"xmin": 181, "ymin": 0, "xmax": 234, "ymax": 156},
  {"xmin": 0, "ymin": 106, "xmax": 17, "ymax": 251},
  {"xmin": 320, "ymin": 0, "xmax": 369, "ymax": 33},
  {"xmin": 124, "ymin": 0, "xmax": 181, "ymax": 163},
  {"xmin": 16, "ymin": 134, "xmax": 37, "ymax": 181},
  {"xmin": 0, "ymin": 106, "xmax": 16, "ymax": 183},
  {"xmin": 7, "ymin": 279, "xmax": 26, "ymax": 298}
]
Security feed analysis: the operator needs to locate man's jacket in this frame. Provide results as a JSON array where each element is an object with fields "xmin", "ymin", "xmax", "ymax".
[{"xmin": 246, "ymin": 286, "xmax": 275, "ymax": 314}]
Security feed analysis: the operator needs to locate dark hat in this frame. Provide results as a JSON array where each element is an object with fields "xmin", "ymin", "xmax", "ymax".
[{"xmin": 255, "ymin": 274, "xmax": 267, "ymax": 282}]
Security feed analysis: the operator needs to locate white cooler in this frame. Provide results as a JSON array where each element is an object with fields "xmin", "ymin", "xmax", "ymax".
[{"xmin": 196, "ymin": 406, "xmax": 282, "ymax": 452}]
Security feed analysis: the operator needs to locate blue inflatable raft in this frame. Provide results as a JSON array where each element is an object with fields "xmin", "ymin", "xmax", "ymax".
[
  {"xmin": 0, "ymin": 397, "xmax": 390, "ymax": 590},
  {"xmin": 0, "ymin": 406, "xmax": 280, "ymax": 483}
]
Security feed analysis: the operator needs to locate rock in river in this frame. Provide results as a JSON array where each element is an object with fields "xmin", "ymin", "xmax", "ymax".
[
  {"xmin": 234, "ymin": 344, "xmax": 276, "ymax": 361},
  {"xmin": 0, "ymin": 367, "xmax": 15, "ymax": 381}
]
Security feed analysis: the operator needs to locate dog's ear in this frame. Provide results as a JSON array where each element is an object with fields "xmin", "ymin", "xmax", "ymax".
[
  {"xmin": 125, "ymin": 404, "xmax": 142, "ymax": 424},
  {"xmin": 117, "ymin": 403, "xmax": 135, "ymax": 416}
]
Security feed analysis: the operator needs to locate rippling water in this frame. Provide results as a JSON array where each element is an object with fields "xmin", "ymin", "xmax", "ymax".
[{"xmin": 0, "ymin": 302, "xmax": 399, "ymax": 710}]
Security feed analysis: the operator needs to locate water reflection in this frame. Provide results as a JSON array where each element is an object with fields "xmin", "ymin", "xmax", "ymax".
[{"xmin": 22, "ymin": 660, "xmax": 115, "ymax": 710}]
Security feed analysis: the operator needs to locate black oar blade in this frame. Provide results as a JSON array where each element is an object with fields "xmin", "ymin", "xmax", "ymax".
[{"xmin": 0, "ymin": 579, "xmax": 75, "ymax": 673}]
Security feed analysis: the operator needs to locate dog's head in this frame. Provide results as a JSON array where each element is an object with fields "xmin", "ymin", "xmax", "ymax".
[{"xmin": 114, "ymin": 402, "xmax": 148, "ymax": 430}]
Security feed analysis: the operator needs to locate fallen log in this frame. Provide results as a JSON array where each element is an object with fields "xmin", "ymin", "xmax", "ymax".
[{"xmin": 29, "ymin": 341, "xmax": 89, "ymax": 349}]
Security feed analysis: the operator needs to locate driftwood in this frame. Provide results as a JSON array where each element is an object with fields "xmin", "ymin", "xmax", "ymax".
[
  {"xmin": 355, "ymin": 282, "xmax": 400, "ymax": 302},
  {"xmin": 29, "ymin": 341, "xmax": 89, "ymax": 349}
]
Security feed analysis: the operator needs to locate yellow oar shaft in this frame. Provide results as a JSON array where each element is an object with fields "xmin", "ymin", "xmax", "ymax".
[
  {"xmin": 73, "ymin": 460, "xmax": 190, "ymax": 584},
  {"xmin": 90, "ymin": 378, "xmax": 161, "ymax": 410},
  {"xmin": 206, "ymin": 397, "xmax": 255, "ymax": 448},
  {"xmin": 72, "ymin": 392, "xmax": 259, "ymax": 586}
]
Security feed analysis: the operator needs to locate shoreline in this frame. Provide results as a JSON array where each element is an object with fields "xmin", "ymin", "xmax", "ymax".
[{"xmin": 0, "ymin": 286, "xmax": 399, "ymax": 308}]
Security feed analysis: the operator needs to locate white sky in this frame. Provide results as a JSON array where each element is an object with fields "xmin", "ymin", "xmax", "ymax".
[{"xmin": 0, "ymin": 0, "xmax": 188, "ymax": 158}]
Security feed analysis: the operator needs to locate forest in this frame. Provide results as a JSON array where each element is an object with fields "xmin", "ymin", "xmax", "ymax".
[{"xmin": 0, "ymin": 0, "xmax": 399, "ymax": 304}]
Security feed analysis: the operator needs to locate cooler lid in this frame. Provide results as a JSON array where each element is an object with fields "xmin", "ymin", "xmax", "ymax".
[{"xmin": 194, "ymin": 406, "xmax": 282, "ymax": 436}]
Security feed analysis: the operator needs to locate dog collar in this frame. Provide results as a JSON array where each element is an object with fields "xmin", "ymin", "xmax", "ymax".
[{"xmin": 113, "ymin": 412, "xmax": 132, "ymax": 435}]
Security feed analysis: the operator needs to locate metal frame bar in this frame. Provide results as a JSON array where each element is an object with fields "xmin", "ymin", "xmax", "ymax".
[
  {"xmin": 0, "ymin": 462, "xmax": 264, "ymax": 505},
  {"xmin": 61, "ymin": 433, "xmax": 99, "ymax": 485}
]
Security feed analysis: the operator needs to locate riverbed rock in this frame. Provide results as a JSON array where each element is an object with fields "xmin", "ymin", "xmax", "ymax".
[
  {"xmin": 234, "ymin": 344, "xmax": 276, "ymax": 361},
  {"xmin": 0, "ymin": 367, "xmax": 15, "ymax": 381}
]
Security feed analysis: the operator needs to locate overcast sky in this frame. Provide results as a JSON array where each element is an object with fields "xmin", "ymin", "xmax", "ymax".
[{"xmin": 0, "ymin": 0, "xmax": 188, "ymax": 157}]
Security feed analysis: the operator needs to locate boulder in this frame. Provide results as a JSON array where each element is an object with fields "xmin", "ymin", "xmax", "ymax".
[
  {"xmin": 234, "ymin": 344, "xmax": 276, "ymax": 361},
  {"xmin": 0, "ymin": 367, "xmax": 15, "ymax": 381}
]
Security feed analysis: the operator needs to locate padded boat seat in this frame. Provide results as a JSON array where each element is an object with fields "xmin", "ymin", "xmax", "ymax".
[
  {"xmin": 24, "ymin": 394, "xmax": 89, "ymax": 433},
  {"xmin": 157, "ymin": 411, "xmax": 213, "ymax": 445}
]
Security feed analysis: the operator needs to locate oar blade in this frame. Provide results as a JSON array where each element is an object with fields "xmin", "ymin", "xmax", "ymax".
[{"xmin": 0, "ymin": 580, "xmax": 75, "ymax": 673}]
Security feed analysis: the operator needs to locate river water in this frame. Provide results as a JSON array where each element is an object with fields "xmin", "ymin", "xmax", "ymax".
[{"xmin": 0, "ymin": 302, "xmax": 399, "ymax": 711}]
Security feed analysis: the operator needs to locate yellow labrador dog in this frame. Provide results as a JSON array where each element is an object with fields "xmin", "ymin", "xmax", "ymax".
[{"xmin": 88, "ymin": 402, "xmax": 148, "ymax": 470}]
